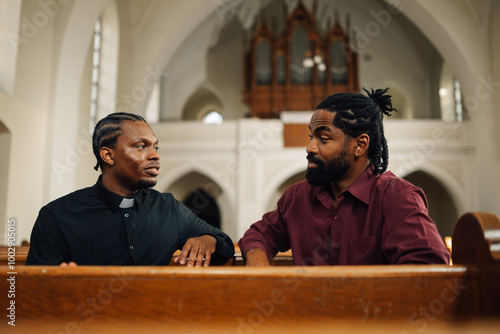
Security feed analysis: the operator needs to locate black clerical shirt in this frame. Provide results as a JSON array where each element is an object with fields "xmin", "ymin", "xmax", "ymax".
[{"xmin": 26, "ymin": 178, "xmax": 235, "ymax": 265}]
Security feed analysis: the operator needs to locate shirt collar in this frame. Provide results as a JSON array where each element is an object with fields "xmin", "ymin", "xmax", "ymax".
[
  {"xmin": 343, "ymin": 165, "xmax": 377, "ymax": 205},
  {"xmin": 93, "ymin": 176, "xmax": 146, "ymax": 212},
  {"xmin": 312, "ymin": 165, "xmax": 377, "ymax": 206}
]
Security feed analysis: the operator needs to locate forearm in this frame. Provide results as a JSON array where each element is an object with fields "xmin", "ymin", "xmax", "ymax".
[{"xmin": 244, "ymin": 248, "xmax": 271, "ymax": 266}]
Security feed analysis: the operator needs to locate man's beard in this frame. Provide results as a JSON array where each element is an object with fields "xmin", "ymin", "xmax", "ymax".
[
  {"xmin": 306, "ymin": 150, "xmax": 350, "ymax": 186},
  {"xmin": 137, "ymin": 179, "xmax": 157, "ymax": 189}
]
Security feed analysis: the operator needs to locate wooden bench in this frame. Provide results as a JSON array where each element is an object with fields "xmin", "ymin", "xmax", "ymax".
[
  {"xmin": 0, "ymin": 245, "xmax": 292, "ymax": 266},
  {"xmin": 0, "ymin": 245, "xmax": 29, "ymax": 266},
  {"xmin": 0, "ymin": 212, "xmax": 499, "ymax": 333}
]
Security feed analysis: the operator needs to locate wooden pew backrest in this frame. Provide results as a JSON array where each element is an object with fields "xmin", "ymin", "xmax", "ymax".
[{"xmin": 452, "ymin": 212, "xmax": 500, "ymax": 316}]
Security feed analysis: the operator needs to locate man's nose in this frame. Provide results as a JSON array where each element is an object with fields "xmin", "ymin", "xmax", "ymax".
[
  {"xmin": 306, "ymin": 139, "xmax": 318, "ymax": 155},
  {"xmin": 149, "ymin": 148, "xmax": 160, "ymax": 160}
]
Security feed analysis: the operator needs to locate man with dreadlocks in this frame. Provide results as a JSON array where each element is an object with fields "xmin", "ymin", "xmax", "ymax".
[
  {"xmin": 239, "ymin": 88, "xmax": 450, "ymax": 266},
  {"xmin": 26, "ymin": 112, "xmax": 234, "ymax": 266}
]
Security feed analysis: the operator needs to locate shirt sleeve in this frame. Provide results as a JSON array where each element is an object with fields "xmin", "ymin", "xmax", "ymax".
[
  {"xmin": 381, "ymin": 181, "xmax": 451, "ymax": 264},
  {"xmin": 25, "ymin": 206, "xmax": 69, "ymax": 265},
  {"xmin": 238, "ymin": 196, "xmax": 291, "ymax": 260},
  {"xmin": 175, "ymin": 200, "xmax": 235, "ymax": 263}
]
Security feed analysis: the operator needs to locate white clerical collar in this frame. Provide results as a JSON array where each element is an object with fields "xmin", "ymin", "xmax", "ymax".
[{"xmin": 119, "ymin": 198, "xmax": 135, "ymax": 209}]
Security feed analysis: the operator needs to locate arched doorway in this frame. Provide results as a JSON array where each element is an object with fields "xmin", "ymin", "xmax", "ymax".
[
  {"xmin": 166, "ymin": 171, "xmax": 223, "ymax": 230},
  {"xmin": 266, "ymin": 171, "xmax": 306, "ymax": 212},
  {"xmin": 182, "ymin": 189, "xmax": 221, "ymax": 229},
  {"xmin": 404, "ymin": 170, "xmax": 458, "ymax": 238},
  {"xmin": 182, "ymin": 84, "xmax": 224, "ymax": 121}
]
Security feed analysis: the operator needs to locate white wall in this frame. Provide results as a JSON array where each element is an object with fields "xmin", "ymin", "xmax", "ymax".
[
  {"xmin": 392, "ymin": 0, "xmax": 499, "ymax": 216},
  {"xmin": 1, "ymin": 0, "xmax": 499, "ymax": 244}
]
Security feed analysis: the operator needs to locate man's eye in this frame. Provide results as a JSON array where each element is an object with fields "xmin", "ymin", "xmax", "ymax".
[
  {"xmin": 308, "ymin": 135, "xmax": 313, "ymax": 140},
  {"xmin": 154, "ymin": 147, "xmax": 159, "ymax": 151},
  {"xmin": 137, "ymin": 145, "xmax": 146, "ymax": 149}
]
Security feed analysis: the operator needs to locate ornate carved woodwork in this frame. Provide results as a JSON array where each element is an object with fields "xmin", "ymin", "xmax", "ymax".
[{"xmin": 243, "ymin": 1, "xmax": 360, "ymax": 119}]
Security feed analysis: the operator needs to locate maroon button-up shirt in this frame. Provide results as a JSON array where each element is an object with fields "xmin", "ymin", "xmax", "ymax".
[{"xmin": 238, "ymin": 166, "xmax": 450, "ymax": 265}]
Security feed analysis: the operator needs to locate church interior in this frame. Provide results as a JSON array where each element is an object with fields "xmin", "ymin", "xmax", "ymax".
[
  {"xmin": 1, "ymin": 0, "xmax": 500, "ymax": 245},
  {"xmin": 1, "ymin": 0, "xmax": 500, "ymax": 331}
]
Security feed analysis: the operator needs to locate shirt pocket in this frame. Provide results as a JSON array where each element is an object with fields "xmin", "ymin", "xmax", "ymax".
[{"xmin": 348, "ymin": 235, "xmax": 383, "ymax": 264}]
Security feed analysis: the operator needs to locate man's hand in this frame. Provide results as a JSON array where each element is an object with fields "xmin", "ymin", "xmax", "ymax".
[
  {"xmin": 174, "ymin": 235, "xmax": 217, "ymax": 267},
  {"xmin": 60, "ymin": 262, "xmax": 77, "ymax": 267},
  {"xmin": 245, "ymin": 248, "xmax": 270, "ymax": 266}
]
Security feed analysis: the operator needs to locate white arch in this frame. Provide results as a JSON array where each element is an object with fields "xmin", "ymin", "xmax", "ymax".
[
  {"xmin": 383, "ymin": 0, "xmax": 498, "ymax": 214},
  {"xmin": 261, "ymin": 158, "xmax": 307, "ymax": 214},
  {"xmin": 181, "ymin": 81, "xmax": 225, "ymax": 120},
  {"xmin": 155, "ymin": 161, "xmax": 236, "ymax": 239},
  {"xmin": 46, "ymin": 0, "xmax": 108, "ymax": 201},
  {"xmin": 133, "ymin": 3, "xmax": 219, "ymax": 120},
  {"xmin": 157, "ymin": 162, "xmax": 233, "ymax": 199},
  {"xmin": 400, "ymin": 163, "xmax": 468, "ymax": 216},
  {"xmin": 379, "ymin": 79, "xmax": 415, "ymax": 119}
]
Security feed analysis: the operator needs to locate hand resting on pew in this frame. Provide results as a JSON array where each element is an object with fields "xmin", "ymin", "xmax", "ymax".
[{"xmin": 172, "ymin": 235, "xmax": 217, "ymax": 267}]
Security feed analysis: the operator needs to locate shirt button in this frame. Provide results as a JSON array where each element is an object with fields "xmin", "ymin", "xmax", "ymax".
[
  {"xmin": 129, "ymin": 246, "xmax": 134, "ymax": 250},
  {"xmin": 124, "ymin": 213, "xmax": 129, "ymax": 218},
  {"xmin": 334, "ymin": 215, "xmax": 339, "ymax": 220}
]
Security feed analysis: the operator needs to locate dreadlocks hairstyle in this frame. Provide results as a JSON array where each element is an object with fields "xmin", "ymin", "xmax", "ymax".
[
  {"xmin": 315, "ymin": 88, "xmax": 397, "ymax": 174},
  {"xmin": 92, "ymin": 112, "xmax": 147, "ymax": 171}
]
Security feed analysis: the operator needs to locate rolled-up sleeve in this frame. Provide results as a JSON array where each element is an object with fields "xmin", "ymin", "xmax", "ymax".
[{"xmin": 238, "ymin": 200, "xmax": 291, "ymax": 260}]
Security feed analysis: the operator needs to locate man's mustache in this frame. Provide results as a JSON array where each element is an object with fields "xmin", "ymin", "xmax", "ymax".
[{"xmin": 306, "ymin": 153, "xmax": 324, "ymax": 167}]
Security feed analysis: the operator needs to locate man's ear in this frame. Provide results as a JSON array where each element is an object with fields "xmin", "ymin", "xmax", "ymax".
[
  {"xmin": 100, "ymin": 147, "xmax": 115, "ymax": 167},
  {"xmin": 354, "ymin": 134, "xmax": 370, "ymax": 157}
]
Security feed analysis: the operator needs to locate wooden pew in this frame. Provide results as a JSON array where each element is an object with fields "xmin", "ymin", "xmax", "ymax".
[
  {"xmin": 0, "ymin": 246, "xmax": 28, "ymax": 266},
  {"xmin": 0, "ymin": 245, "xmax": 292, "ymax": 266},
  {"xmin": 452, "ymin": 212, "xmax": 500, "ymax": 317},
  {"xmin": 0, "ymin": 212, "xmax": 499, "ymax": 333}
]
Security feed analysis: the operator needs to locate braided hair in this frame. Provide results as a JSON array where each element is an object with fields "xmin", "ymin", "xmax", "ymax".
[
  {"xmin": 92, "ymin": 112, "xmax": 147, "ymax": 171},
  {"xmin": 315, "ymin": 88, "xmax": 397, "ymax": 174}
]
